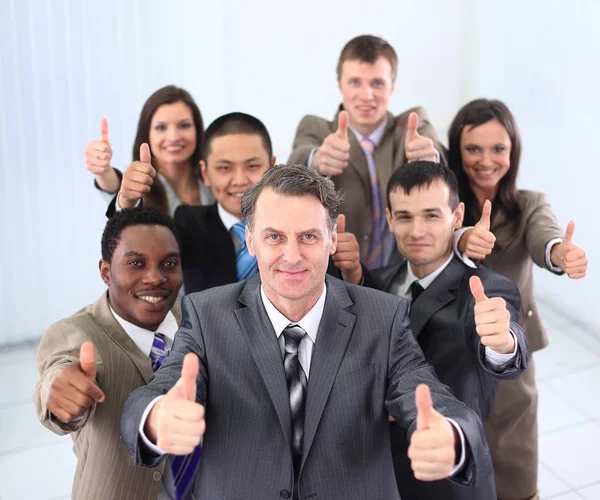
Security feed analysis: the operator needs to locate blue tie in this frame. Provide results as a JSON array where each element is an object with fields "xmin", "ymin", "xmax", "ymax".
[
  {"xmin": 231, "ymin": 220, "xmax": 259, "ymax": 280},
  {"xmin": 150, "ymin": 333, "xmax": 202, "ymax": 500}
]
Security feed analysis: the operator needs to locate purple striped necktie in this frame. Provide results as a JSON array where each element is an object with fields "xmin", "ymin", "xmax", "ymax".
[
  {"xmin": 359, "ymin": 139, "xmax": 389, "ymax": 269},
  {"xmin": 150, "ymin": 333, "xmax": 202, "ymax": 500}
]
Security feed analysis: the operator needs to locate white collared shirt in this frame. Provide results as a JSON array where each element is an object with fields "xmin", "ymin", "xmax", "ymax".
[
  {"xmin": 217, "ymin": 203, "xmax": 242, "ymax": 232},
  {"xmin": 110, "ymin": 305, "xmax": 178, "ymax": 355},
  {"xmin": 110, "ymin": 305, "xmax": 178, "ymax": 500},
  {"xmin": 260, "ymin": 284, "xmax": 327, "ymax": 378},
  {"xmin": 349, "ymin": 117, "xmax": 388, "ymax": 148}
]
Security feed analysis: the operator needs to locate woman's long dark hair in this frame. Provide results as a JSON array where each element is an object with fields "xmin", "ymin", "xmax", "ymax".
[
  {"xmin": 448, "ymin": 98, "xmax": 522, "ymax": 228},
  {"xmin": 132, "ymin": 85, "xmax": 204, "ymax": 214}
]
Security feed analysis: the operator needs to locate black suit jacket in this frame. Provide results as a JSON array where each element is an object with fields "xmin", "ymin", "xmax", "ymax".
[
  {"xmin": 174, "ymin": 203, "xmax": 375, "ymax": 294},
  {"xmin": 121, "ymin": 276, "xmax": 489, "ymax": 499},
  {"xmin": 373, "ymin": 256, "xmax": 529, "ymax": 500}
]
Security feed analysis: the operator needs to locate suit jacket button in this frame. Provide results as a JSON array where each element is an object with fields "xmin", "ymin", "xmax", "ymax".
[
  {"xmin": 279, "ymin": 490, "xmax": 290, "ymax": 499},
  {"xmin": 527, "ymin": 310, "xmax": 533, "ymax": 317},
  {"xmin": 363, "ymin": 234, "xmax": 369, "ymax": 241},
  {"xmin": 153, "ymin": 471, "xmax": 161, "ymax": 481}
]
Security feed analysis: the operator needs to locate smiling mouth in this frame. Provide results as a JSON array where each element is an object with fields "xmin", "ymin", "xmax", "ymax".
[
  {"xmin": 229, "ymin": 192, "xmax": 245, "ymax": 198},
  {"xmin": 164, "ymin": 145, "xmax": 185, "ymax": 153},
  {"xmin": 137, "ymin": 295, "xmax": 167, "ymax": 304}
]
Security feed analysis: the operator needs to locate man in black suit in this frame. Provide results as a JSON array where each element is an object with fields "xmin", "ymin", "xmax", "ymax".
[
  {"xmin": 373, "ymin": 161, "xmax": 529, "ymax": 500},
  {"xmin": 174, "ymin": 112, "xmax": 368, "ymax": 293}
]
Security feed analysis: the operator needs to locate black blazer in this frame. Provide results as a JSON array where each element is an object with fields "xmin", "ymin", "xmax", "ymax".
[
  {"xmin": 373, "ymin": 256, "xmax": 529, "ymax": 500},
  {"xmin": 174, "ymin": 203, "xmax": 376, "ymax": 294}
]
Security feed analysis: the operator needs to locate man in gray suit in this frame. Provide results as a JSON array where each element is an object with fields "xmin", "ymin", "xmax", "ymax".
[{"xmin": 121, "ymin": 164, "xmax": 490, "ymax": 500}]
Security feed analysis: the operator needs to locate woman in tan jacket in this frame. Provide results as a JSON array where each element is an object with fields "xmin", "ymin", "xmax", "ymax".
[{"xmin": 448, "ymin": 98, "xmax": 588, "ymax": 500}]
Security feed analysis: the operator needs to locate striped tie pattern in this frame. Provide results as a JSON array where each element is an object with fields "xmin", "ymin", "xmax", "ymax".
[
  {"xmin": 359, "ymin": 139, "xmax": 389, "ymax": 269},
  {"xmin": 149, "ymin": 333, "xmax": 202, "ymax": 500},
  {"xmin": 231, "ymin": 220, "xmax": 259, "ymax": 280},
  {"xmin": 282, "ymin": 324, "xmax": 308, "ymax": 474}
]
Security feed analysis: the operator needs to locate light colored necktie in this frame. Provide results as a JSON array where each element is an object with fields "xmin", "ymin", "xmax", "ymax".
[{"xmin": 359, "ymin": 139, "xmax": 388, "ymax": 269}]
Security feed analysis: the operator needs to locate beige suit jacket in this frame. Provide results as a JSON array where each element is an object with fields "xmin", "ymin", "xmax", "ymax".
[
  {"xmin": 289, "ymin": 106, "xmax": 447, "ymax": 262},
  {"xmin": 479, "ymin": 190, "xmax": 564, "ymax": 352},
  {"xmin": 33, "ymin": 292, "xmax": 182, "ymax": 500}
]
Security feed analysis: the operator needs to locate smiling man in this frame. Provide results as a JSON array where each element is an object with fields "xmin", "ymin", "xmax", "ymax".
[
  {"xmin": 289, "ymin": 35, "xmax": 447, "ymax": 269},
  {"xmin": 372, "ymin": 162, "xmax": 529, "ymax": 500},
  {"xmin": 121, "ymin": 164, "xmax": 491, "ymax": 500},
  {"xmin": 34, "ymin": 207, "xmax": 194, "ymax": 500}
]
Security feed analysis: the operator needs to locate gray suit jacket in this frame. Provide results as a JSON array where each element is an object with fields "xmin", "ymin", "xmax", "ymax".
[
  {"xmin": 121, "ymin": 276, "xmax": 489, "ymax": 500},
  {"xmin": 289, "ymin": 106, "xmax": 447, "ymax": 263},
  {"xmin": 33, "ymin": 292, "xmax": 182, "ymax": 500}
]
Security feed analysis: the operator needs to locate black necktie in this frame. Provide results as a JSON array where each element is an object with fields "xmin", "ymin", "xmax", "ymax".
[
  {"xmin": 410, "ymin": 280, "xmax": 425, "ymax": 304},
  {"xmin": 282, "ymin": 324, "xmax": 308, "ymax": 474}
]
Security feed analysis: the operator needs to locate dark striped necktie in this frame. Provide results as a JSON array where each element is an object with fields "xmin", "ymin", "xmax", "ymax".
[
  {"xmin": 282, "ymin": 324, "xmax": 308, "ymax": 474},
  {"xmin": 149, "ymin": 332, "xmax": 202, "ymax": 500}
]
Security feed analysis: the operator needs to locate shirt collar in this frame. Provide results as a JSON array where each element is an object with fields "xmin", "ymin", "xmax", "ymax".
[
  {"xmin": 349, "ymin": 116, "xmax": 388, "ymax": 147},
  {"xmin": 217, "ymin": 203, "xmax": 242, "ymax": 231},
  {"xmin": 259, "ymin": 284, "xmax": 327, "ymax": 344},
  {"xmin": 109, "ymin": 304, "xmax": 178, "ymax": 357},
  {"xmin": 407, "ymin": 253, "xmax": 455, "ymax": 290}
]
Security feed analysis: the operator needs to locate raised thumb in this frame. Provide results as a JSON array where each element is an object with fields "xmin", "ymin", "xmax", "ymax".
[
  {"xmin": 415, "ymin": 384, "xmax": 433, "ymax": 430},
  {"xmin": 79, "ymin": 342, "xmax": 97, "ymax": 379}
]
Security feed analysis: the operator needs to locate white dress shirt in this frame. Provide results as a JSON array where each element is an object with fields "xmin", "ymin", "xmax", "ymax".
[{"xmin": 110, "ymin": 306, "xmax": 178, "ymax": 500}]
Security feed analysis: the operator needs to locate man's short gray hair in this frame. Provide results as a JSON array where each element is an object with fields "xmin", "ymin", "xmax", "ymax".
[{"xmin": 241, "ymin": 164, "xmax": 342, "ymax": 233}]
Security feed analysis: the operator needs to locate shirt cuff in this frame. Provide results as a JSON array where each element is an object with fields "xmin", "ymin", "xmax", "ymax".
[
  {"xmin": 307, "ymin": 148, "xmax": 319, "ymax": 170},
  {"xmin": 545, "ymin": 238, "xmax": 564, "ymax": 273},
  {"xmin": 446, "ymin": 418, "xmax": 466, "ymax": 476},
  {"xmin": 435, "ymin": 149, "xmax": 441, "ymax": 163},
  {"xmin": 139, "ymin": 395, "xmax": 168, "ymax": 455},
  {"xmin": 115, "ymin": 192, "xmax": 142, "ymax": 212},
  {"xmin": 484, "ymin": 330, "xmax": 518, "ymax": 368},
  {"xmin": 452, "ymin": 227, "xmax": 477, "ymax": 269}
]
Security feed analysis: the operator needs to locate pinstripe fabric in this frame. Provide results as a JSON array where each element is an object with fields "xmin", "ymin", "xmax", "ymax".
[
  {"xmin": 122, "ymin": 276, "xmax": 490, "ymax": 499},
  {"xmin": 34, "ymin": 292, "xmax": 181, "ymax": 500}
]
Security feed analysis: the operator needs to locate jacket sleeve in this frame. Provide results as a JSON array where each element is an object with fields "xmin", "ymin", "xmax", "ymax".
[{"xmin": 33, "ymin": 320, "xmax": 104, "ymax": 435}]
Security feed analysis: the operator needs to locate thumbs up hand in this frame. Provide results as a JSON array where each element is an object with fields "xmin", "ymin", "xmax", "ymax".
[
  {"xmin": 469, "ymin": 276, "xmax": 514, "ymax": 354},
  {"xmin": 405, "ymin": 112, "xmax": 437, "ymax": 163},
  {"xmin": 85, "ymin": 118, "xmax": 113, "ymax": 175},
  {"xmin": 118, "ymin": 143, "xmax": 156, "ymax": 209},
  {"xmin": 550, "ymin": 221, "xmax": 588, "ymax": 279},
  {"xmin": 457, "ymin": 200, "xmax": 496, "ymax": 260},
  {"xmin": 408, "ymin": 384, "xmax": 457, "ymax": 481},
  {"xmin": 145, "ymin": 353, "xmax": 205, "ymax": 455},
  {"xmin": 332, "ymin": 214, "xmax": 363, "ymax": 284},
  {"xmin": 46, "ymin": 342, "xmax": 105, "ymax": 423},
  {"xmin": 313, "ymin": 111, "xmax": 351, "ymax": 176}
]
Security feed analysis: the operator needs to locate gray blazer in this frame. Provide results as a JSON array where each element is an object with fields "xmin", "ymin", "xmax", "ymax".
[{"xmin": 121, "ymin": 276, "xmax": 489, "ymax": 500}]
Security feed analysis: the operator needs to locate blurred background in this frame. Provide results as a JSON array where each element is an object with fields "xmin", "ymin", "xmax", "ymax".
[{"xmin": 0, "ymin": 0, "xmax": 598, "ymax": 499}]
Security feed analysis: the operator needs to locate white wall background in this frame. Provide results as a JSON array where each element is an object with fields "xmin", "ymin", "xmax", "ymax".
[{"xmin": 1, "ymin": 0, "xmax": 598, "ymax": 344}]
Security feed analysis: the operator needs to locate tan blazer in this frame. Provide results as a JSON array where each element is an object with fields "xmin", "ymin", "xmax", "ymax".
[
  {"xmin": 289, "ymin": 106, "xmax": 447, "ymax": 262},
  {"xmin": 33, "ymin": 292, "xmax": 182, "ymax": 500},
  {"xmin": 479, "ymin": 190, "xmax": 564, "ymax": 352}
]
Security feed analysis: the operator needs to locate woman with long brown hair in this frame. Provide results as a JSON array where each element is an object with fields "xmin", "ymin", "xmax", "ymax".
[
  {"xmin": 449, "ymin": 98, "xmax": 588, "ymax": 500},
  {"xmin": 85, "ymin": 85, "xmax": 213, "ymax": 215}
]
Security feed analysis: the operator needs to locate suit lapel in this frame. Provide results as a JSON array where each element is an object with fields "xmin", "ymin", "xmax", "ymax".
[
  {"xmin": 374, "ymin": 113, "xmax": 397, "ymax": 196},
  {"xmin": 333, "ymin": 107, "xmax": 370, "ymax": 193},
  {"xmin": 300, "ymin": 276, "xmax": 356, "ymax": 472},
  {"xmin": 378, "ymin": 262, "xmax": 404, "ymax": 293},
  {"xmin": 410, "ymin": 257, "xmax": 464, "ymax": 338},
  {"xmin": 92, "ymin": 293, "xmax": 154, "ymax": 384},
  {"xmin": 234, "ymin": 279, "xmax": 293, "ymax": 453}
]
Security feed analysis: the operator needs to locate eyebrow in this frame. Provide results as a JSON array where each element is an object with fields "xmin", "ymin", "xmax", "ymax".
[
  {"xmin": 214, "ymin": 156, "xmax": 264, "ymax": 164},
  {"xmin": 260, "ymin": 227, "xmax": 323, "ymax": 234},
  {"xmin": 122, "ymin": 251, "xmax": 181, "ymax": 259},
  {"xmin": 392, "ymin": 208, "xmax": 443, "ymax": 216}
]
